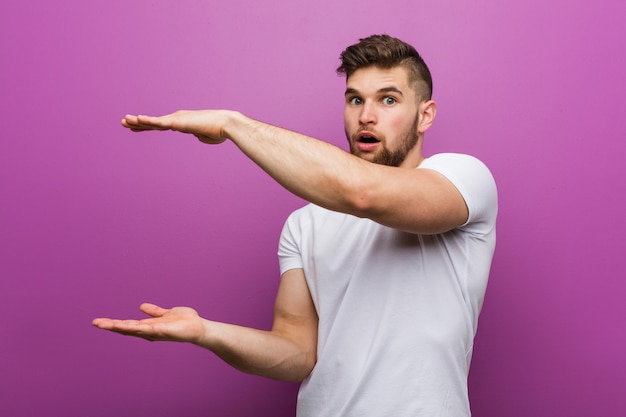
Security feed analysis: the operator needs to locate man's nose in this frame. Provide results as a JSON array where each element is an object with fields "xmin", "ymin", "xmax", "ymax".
[{"xmin": 359, "ymin": 102, "xmax": 377, "ymax": 125}]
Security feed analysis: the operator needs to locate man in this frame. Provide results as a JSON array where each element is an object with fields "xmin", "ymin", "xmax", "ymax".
[{"xmin": 93, "ymin": 34, "xmax": 497, "ymax": 416}]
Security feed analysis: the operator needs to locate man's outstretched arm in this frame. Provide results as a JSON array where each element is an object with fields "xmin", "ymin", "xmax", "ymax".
[
  {"xmin": 122, "ymin": 110, "xmax": 468, "ymax": 235},
  {"xmin": 93, "ymin": 268, "xmax": 318, "ymax": 382}
]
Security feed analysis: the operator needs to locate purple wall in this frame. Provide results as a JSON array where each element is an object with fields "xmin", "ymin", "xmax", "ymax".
[{"xmin": 1, "ymin": 1, "xmax": 624, "ymax": 416}]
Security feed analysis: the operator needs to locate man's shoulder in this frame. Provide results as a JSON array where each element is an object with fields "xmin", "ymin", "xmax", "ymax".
[
  {"xmin": 421, "ymin": 152, "xmax": 489, "ymax": 169},
  {"xmin": 421, "ymin": 153, "xmax": 495, "ymax": 187},
  {"xmin": 422, "ymin": 153, "xmax": 498, "ymax": 231}
]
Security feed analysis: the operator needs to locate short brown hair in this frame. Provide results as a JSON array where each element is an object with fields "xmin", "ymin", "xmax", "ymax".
[{"xmin": 337, "ymin": 34, "xmax": 433, "ymax": 100}]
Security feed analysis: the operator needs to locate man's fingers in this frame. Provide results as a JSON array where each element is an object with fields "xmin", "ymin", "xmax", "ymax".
[
  {"xmin": 92, "ymin": 317, "xmax": 111, "ymax": 328},
  {"xmin": 121, "ymin": 114, "xmax": 171, "ymax": 131},
  {"xmin": 92, "ymin": 304, "xmax": 168, "ymax": 329},
  {"xmin": 92, "ymin": 317, "xmax": 135, "ymax": 330},
  {"xmin": 93, "ymin": 317, "xmax": 157, "ymax": 334},
  {"xmin": 140, "ymin": 302, "xmax": 169, "ymax": 317}
]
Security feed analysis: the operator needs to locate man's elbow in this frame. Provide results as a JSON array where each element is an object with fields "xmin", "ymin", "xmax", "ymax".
[{"xmin": 291, "ymin": 355, "xmax": 316, "ymax": 382}]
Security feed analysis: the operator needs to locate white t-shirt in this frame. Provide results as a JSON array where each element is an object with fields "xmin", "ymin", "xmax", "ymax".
[{"xmin": 278, "ymin": 153, "xmax": 498, "ymax": 417}]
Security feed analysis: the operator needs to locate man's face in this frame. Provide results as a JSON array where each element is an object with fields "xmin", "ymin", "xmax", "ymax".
[{"xmin": 344, "ymin": 66, "xmax": 422, "ymax": 167}]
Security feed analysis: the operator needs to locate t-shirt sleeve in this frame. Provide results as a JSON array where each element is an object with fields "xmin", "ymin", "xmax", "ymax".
[
  {"xmin": 277, "ymin": 211, "xmax": 305, "ymax": 276},
  {"xmin": 419, "ymin": 153, "xmax": 498, "ymax": 234}
]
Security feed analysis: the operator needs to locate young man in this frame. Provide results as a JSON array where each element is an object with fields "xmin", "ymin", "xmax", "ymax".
[{"xmin": 93, "ymin": 35, "xmax": 497, "ymax": 416}]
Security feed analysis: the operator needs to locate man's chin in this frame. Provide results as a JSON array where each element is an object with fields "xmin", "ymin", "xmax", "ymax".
[
  {"xmin": 351, "ymin": 150, "xmax": 377, "ymax": 163},
  {"xmin": 362, "ymin": 151, "xmax": 407, "ymax": 167}
]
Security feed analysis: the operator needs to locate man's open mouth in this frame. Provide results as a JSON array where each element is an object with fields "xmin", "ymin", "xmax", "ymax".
[
  {"xmin": 357, "ymin": 132, "xmax": 380, "ymax": 143},
  {"xmin": 359, "ymin": 135, "xmax": 379, "ymax": 143}
]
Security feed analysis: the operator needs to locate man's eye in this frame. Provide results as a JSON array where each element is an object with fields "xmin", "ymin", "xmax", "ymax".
[
  {"xmin": 383, "ymin": 97, "xmax": 396, "ymax": 105},
  {"xmin": 349, "ymin": 97, "xmax": 363, "ymax": 105}
]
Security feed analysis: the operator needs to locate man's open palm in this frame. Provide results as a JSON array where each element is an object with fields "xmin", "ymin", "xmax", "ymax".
[{"xmin": 93, "ymin": 303, "xmax": 205, "ymax": 343}]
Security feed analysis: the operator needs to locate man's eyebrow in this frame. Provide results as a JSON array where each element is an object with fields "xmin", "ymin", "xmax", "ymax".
[
  {"xmin": 378, "ymin": 86, "xmax": 404, "ymax": 95},
  {"xmin": 344, "ymin": 86, "xmax": 404, "ymax": 96}
]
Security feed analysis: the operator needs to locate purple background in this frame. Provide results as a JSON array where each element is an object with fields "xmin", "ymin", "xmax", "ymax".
[{"xmin": 1, "ymin": 1, "xmax": 624, "ymax": 416}]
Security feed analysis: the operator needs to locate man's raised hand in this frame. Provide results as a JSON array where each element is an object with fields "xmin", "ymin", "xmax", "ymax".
[{"xmin": 121, "ymin": 110, "xmax": 235, "ymax": 145}]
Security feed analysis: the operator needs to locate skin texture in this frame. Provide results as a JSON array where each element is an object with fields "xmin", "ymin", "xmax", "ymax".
[{"xmin": 93, "ymin": 65, "xmax": 468, "ymax": 382}]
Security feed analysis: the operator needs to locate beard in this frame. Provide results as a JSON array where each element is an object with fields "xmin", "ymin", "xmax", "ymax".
[{"xmin": 346, "ymin": 114, "xmax": 420, "ymax": 167}]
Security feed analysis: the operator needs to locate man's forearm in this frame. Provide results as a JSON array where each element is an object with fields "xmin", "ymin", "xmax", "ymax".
[
  {"xmin": 224, "ymin": 112, "xmax": 370, "ymax": 216},
  {"xmin": 198, "ymin": 318, "xmax": 316, "ymax": 382}
]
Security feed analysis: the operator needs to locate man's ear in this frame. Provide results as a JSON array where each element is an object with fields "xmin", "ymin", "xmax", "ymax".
[{"xmin": 417, "ymin": 100, "xmax": 437, "ymax": 134}]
